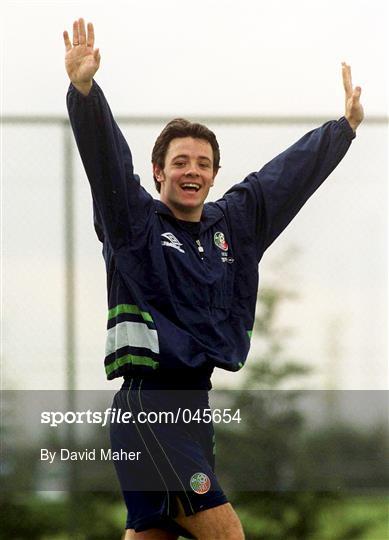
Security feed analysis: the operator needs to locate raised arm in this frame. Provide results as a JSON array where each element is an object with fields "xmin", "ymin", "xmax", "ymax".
[
  {"xmin": 63, "ymin": 19, "xmax": 153, "ymax": 248},
  {"xmin": 221, "ymin": 64, "xmax": 363, "ymax": 258}
]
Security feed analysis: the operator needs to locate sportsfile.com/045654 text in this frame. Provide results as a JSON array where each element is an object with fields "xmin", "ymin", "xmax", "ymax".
[{"xmin": 40, "ymin": 408, "xmax": 242, "ymax": 427}]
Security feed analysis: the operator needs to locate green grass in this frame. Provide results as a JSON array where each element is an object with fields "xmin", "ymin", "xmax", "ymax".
[
  {"xmin": 316, "ymin": 495, "xmax": 389, "ymax": 540},
  {"xmin": 232, "ymin": 494, "xmax": 389, "ymax": 540},
  {"xmin": 4, "ymin": 493, "xmax": 388, "ymax": 539}
]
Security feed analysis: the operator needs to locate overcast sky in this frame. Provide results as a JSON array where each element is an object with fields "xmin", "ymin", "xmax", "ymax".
[{"xmin": 2, "ymin": 0, "xmax": 388, "ymax": 117}]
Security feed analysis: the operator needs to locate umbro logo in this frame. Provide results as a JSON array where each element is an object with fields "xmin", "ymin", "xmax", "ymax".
[{"xmin": 161, "ymin": 232, "xmax": 185, "ymax": 253}]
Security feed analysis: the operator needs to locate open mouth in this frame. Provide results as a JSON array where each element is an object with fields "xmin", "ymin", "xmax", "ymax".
[{"xmin": 181, "ymin": 183, "xmax": 200, "ymax": 192}]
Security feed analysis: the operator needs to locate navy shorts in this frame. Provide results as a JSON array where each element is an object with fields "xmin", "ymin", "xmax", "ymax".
[{"xmin": 110, "ymin": 376, "xmax": 228, "ymax": 537}]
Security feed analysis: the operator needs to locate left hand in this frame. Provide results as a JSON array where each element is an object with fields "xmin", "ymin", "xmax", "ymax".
[
  {"xmin": 63, "ymin": 18, "xmax": 100, "ymax": 95},
  {"xmin": 342, "ymin": 62, "xmax": 364, "ymax": 132}
]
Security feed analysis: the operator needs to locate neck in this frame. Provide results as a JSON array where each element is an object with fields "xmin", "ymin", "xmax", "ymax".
[{"xmin": 160, "ymin": 199, "xmax": 202, "ymax": 222}]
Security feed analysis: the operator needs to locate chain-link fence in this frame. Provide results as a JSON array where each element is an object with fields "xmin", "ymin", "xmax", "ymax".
[{"xmin": 2, "ymin": 115, "xmax": 388, "ymax": 391}]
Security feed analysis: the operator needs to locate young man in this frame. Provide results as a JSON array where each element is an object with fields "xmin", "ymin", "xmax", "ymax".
[{"xmin": 63, "ymin": 18, "xmax": 363, "ymax": 540}]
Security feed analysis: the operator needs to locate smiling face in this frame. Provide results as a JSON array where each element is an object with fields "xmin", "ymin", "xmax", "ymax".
[{"xmin": 153, "ymin": 137, "xmax": 217, "ymax": 222}]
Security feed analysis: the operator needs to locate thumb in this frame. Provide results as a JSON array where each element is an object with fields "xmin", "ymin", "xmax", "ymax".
[
  {"xmin": 353, "ymin": 86, "xmax": 362, "ymax": 100},
  {"xmin": 94, "ymin": 48, "xmax": 100, "ymax": 63}
]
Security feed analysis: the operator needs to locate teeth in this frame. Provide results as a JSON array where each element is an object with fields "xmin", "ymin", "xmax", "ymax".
[{"xmin": 182, "ymin": 183, "xmax": 200, "ymax": 191}]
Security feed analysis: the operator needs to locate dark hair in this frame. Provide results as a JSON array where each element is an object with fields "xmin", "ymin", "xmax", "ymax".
[{"xmin": 151, "ymin": 118, "xmax": 220, "ymax": 192}]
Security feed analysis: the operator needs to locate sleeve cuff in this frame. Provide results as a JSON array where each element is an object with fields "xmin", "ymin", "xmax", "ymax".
[
  {"xmin": 68, "ymin": 79, "xmax": 98, "ymax": 99},
  {"xmin": 337, "ymin": 116, "xmax": 356, "ymax": 141}
]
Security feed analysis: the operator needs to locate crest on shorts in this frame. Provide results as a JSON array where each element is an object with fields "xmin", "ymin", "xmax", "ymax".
[
  {"xmin": 214, "ymin": 231, "xmax": 228, "ymax": 251},
  {"xmin": 190, "ymin": 472, "xmax": 211, "ymax": 494}
]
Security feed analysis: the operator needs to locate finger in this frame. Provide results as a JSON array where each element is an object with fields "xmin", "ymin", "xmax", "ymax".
[
  {"xmin": 63, "ymin": 30, "xmax": 72, "ymax": 51},
  {"xmin": 342, "ymin": 62, "xmax": 352, "ymax": 96},
  {"xmin": 93, "ymin": 48, "xmax": 100, "ymax": 63},
  {"xmin": 87, "ymin": 22, "xmax": 95, "ymax": 48},
  {"xmin": 78, "ymin": 17, "xmax": 86, "ymax": 45},
  {"xmin": 342, "ymin": 62, "xmax": 353, "ymax": 98},
  {"xmin": 72, "ymin": 20, "xmax": 79, "ymax": 46},
  {"xmin": 353, "ymin": 86, "xmax": 362, "ymax": 102}
]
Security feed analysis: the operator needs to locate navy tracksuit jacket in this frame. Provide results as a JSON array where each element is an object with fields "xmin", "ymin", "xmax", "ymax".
[{"xmin": 67, "ymin": 81, "xmax": 355, "ymax": 385}]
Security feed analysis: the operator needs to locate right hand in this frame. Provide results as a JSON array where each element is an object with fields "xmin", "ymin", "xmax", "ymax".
[
  {"xmin": 342, "ymin": 62, "xmax": 364, "ymax": 132},
  {"xmin": 63, "ymin": 18, "xmax": 100, "ymax": 94}
]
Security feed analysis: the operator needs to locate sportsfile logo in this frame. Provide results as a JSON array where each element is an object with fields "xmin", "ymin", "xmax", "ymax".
[{"xmin": 161, "ymin": 232, "xmax": 185, "ymax": 253}]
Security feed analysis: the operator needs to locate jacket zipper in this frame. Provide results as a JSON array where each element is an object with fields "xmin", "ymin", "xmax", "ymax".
[{"xmin": 195, "ymin": 239, "xmax": 205, "ymax": 260}]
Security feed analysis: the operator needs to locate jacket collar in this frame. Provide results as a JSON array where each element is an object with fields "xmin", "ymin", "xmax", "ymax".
[{"xmin": 154, "ymin": 199, "xmax": 224, "ymax": 232}]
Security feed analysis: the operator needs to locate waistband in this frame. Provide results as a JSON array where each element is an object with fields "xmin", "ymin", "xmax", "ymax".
[{"xmin": 122, "ymin": 368, "xmax": 213, "ymax": 390}]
